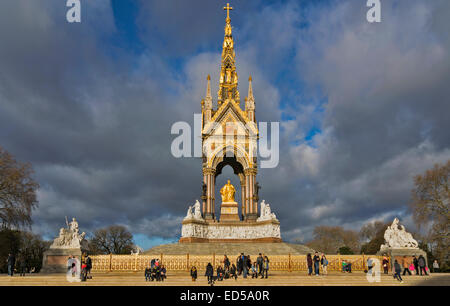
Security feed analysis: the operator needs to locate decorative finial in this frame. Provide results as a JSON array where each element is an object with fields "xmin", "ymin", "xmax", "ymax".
[
  {"xmin": 207, "ymin": 74, "xmax": 211, "ymax": 81},
  {"xmin": 249, "ymin": 75, "xmax": 252, "ymax": 81}
]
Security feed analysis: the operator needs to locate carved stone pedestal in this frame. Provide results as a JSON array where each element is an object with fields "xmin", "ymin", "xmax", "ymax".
[
  {"xmin": 220, "ymin": 201, "xmax": 240, "ymax": 222},
  {"xmin": 41, "ymin": 248, "xmax": 82, "ymax": 274}
]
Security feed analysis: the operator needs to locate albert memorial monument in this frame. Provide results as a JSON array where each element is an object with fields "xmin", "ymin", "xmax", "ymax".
[{"xmin": 179, "ymin": 4, "xmax": 281, "ymax": 243}]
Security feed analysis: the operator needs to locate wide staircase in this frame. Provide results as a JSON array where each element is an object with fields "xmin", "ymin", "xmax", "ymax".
[{"xmin": 1, "ymin": 272, "xmax": 448, "ymax": 286}]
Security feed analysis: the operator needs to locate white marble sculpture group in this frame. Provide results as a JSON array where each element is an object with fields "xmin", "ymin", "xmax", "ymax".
[
  {"xmin": 256, "ymin": 200, "xmax": 278, "ymax": 222},
  {"xmin": 380, "ymin": 218, "xmax": 419, "ymax": 251},
  {"xmin": 183, "ymin": 200, "xmax": 203, "ymax": 221},
  {"xmin": 50, "ymin": 217, "xmax": 87, "ymax": 249},
  {"xmin": 181, "ymin": 199, "xmax": 280, "ymax": 240}
]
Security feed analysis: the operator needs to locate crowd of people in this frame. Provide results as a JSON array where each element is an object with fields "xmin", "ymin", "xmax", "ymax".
[
  {"xmin": 367, "ymin": 254, "xmax": 431, "ymax": 283},
  {"xmin": 189, "ymin": 253, "xmax": 270, "ymax": 285},
  {"xmin": 144, "ymin": 258, "xmax": 167, "ymax": 282},
  {"xmin": 306, "ymin": 252, "xmax": 330, "ymax": 276}
]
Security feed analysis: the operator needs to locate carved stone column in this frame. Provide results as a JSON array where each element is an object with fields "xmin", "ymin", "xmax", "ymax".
[
  {"xmin": 203, "ymin": 168, "xmax": 216, "ymax": 220},
  {"xmin": 245, "ymin": 168, "xmax": 258, "ymax": 221},
  {"xmin": 240, "ymin": 177, "xmax": 246, "ymax": 220}
]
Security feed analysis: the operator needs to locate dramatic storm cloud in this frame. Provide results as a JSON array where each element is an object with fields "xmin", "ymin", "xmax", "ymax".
[{"xmin": 0, "ymin": 0, "xmax": 449, "ymax": 248}]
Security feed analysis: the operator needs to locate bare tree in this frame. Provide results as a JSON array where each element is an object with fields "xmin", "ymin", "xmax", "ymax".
[
  {"xmin": 359, "ymin": 221, "xmax": 387, "ymax": 242},
  {"xmin": 306, "ymin": 226, "xmax": 361, "ymax": 254},
  {"xmin": 410, "ymin": 160, "xmax": 449, "ymax": 269},
  {"xmin": 0, "ymin": 147, "xmax": 39, "ymax": 229},
  {"xmin": 88, "ymin": 225, "xmax": 135, "ymax": 254}
]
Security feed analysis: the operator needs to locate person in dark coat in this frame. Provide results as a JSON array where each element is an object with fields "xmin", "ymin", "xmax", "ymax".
[
  {"xmin": 242, "ymin": 255, "xmax": 248, "ymax": 278},
  {"xmin": 313, "ymin": 252, "xmax": 320, "ymax": 276},
  {"xmin": 160, "ymin": 265, "xmax": 167, "ymax": 281},
  {"xmin": 7, "ymin": 253, "xmax": 15, "ymax": 276},
  {"xmin": 393, "ymin": 260, "xmax": 403, "ymax": 283},
  {"xmin": 18, "ymin": 255, "xmax": 27, "ymax": 277},
  {"xmin": 85, "ymin": 255, "xmax": 92, "ymax": 276},
  {"xmin": 230, "ymin": 264, "xmax": 237, "ymax": 280},
  {"xmin": 418, "ymin": 255, "xmax": 427, "ymax": 276},
  {"xmin": 307, "ymin": 253, "xmax": 313, "ymax": 276},
  {"xmin": 205, "ymin": 263, "xmax": 214, "ymax": 284},
  {"xmin": 190, "ymin": 266, "xmax": 198, "ymax": 281},
  {"xmin": 145, "ymin": 266, "xmax": 151, "ymax": 281},
  {"xmin": 237, "ymin": 254, "xmax": 243, "ymax": 275},
  {"xmin": 257, "ymin": 253, "xmax": 264, "ymax": 277},
  {"xmin": 413, "ymin": 256, "xmax": 419, "ymax": 275},
  {"xmin": 217, "ymin": 265, "xmax": 224, "ymax": 281},
  {"xmin": 223, "ymin": 255, "xmax": 230, "ymax": 271}
]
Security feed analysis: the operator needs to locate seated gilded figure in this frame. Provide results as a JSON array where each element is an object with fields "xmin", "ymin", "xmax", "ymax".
[{"xmin": 220, "ymin": 180, "xmax": 236, "ymax": 202}]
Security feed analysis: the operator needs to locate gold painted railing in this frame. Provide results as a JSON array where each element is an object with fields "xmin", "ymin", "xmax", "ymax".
[{"xmin": 90, "ymin": 254, "xmax": 384, "ymax": 272}]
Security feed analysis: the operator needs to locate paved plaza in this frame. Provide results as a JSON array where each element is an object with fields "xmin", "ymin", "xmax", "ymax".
[{"xmin": 1, "ymin": 272, "xmax": 448, "ymax": 286}]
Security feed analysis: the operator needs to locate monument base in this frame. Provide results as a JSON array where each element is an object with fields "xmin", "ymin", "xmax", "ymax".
[
  {"xmin": 377, "ymin": 247, "xmax": 428, "ymax": 270},
  {"xmin": 41, "ymin": 248, "xmax": 82, "ymax": 274},
  {"xmin": 180, "ymin": 218, "xmax": 281, "ymax": 243}
]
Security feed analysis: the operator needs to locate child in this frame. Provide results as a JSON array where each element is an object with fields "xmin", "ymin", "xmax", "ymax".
[
  {"xmin": 145, "ymin": 267, "xmax": 151, "ymax": 281},
  {"xmin": 251, "ymin": 263, "xmax": 258, "ymax": 278},
  {"xmin": 190, "ymin": 266, "xmax": 197, "ymax": 281}
]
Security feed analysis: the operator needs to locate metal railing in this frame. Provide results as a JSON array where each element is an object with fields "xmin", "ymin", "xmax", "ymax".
[{"xmin": 90, "ymin": 253, "xmax": 384, "ymax": 272}]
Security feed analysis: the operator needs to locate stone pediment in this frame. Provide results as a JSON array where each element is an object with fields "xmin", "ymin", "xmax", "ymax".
[{"xmin": 203, "ymin": 99, "xmax": 258, "ymax": 137}]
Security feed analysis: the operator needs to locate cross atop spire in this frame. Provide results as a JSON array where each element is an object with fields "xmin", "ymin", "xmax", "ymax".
[{"xmin": 223, "ymin": 3, "xmax": 233, "ymax": 21}]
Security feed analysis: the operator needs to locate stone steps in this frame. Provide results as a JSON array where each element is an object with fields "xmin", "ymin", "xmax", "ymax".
[
  {"xmin": 144, "ymin": 242, "xmax": 314, "ymax": 255},
  {"xmin": 1, "ymin": 272, "xmax": 448, "ymax": 286}
]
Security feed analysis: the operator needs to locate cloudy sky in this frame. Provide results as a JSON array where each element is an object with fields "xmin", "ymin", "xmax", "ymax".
[{"xmin": 0, "ymin": 0, "xmax": 449, "ymax": 249}]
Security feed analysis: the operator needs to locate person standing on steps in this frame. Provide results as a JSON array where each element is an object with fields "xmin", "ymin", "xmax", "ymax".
[
  {"xmin": 432, "ymin": 260, "xmax": 439, "ymax": 273},
  {"xmin": 382, "ymin": 255, "xmax": 389, "ymax": 274},
  {"xmin": 307, "ymin": 253, "xmax": 313, "ymax": 276},
  {"xmin": 263, "ymin": 256, "xmax": 269, "ymax": 279},
  {"xmin": 418, "ymin": 255, "xmax": 427, "ymax": 276},
  {"xmin": 313, "ymin": 252, "xmax": 320, "ymax": 276},
  {"xmin": 190, "ymin": 266, "xmax": 197, "ymax": 281},
  {"xmin": 393, "ymin": 260, "xmax": 404, "ymax": 283},
  {"xmin": 257, "ymin": 253, "xmax": 264, "ymax": 277},
  {"xmin": 7, "ymin": 253, "xmax": 15, "ymax": 276},
  {"xmin": 321, "ymin": 253, "xmax": 328, "ymax": 276},
  {"xmin": 413, "ymin": 256, "xmax": 419, "ymax": 275},
  {"xmin": 401, "ymin": 256, "xmax": 411, "ymax": 276},
  {"xmin": 205, "ymin": 262, "xmax": 214, "ymax": 284}
]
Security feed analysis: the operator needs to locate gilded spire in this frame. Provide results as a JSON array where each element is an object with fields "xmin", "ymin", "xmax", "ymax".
[
  {"xmin": 218, "ymin": 3, "xmax": 239, "ymax": 105},
  {"xmin": 205, "ymin": 74, "xmax": 212, "ymax": 109},
  {"xmin": 247, "ymin": 75, "xmax": 254, "ymax": 102},
  {"xmin": 246, "ymin": 75, "xmax": 255, "ymax": 116}
]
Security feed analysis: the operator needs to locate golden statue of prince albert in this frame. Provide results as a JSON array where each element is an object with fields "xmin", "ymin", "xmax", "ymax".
[{"xmin": 220, "ymin": 180, "xmax": 236, "ymax": 203}]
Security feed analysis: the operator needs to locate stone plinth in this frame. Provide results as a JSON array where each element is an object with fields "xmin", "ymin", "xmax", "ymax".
[
  {"xmin": 179, "ymin": 218, "xmax": 281, "ymax": 243},
  {"xmin": 41, "ymin": 248, "xmax": 82, "ymax": 274},
  {"xmin": 219, "ymin": 201, "xmax": 240, "ymax": 222},
  {"xmin": 377, "ymin": 248, "xmax": 428, "ymax": 270}
]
